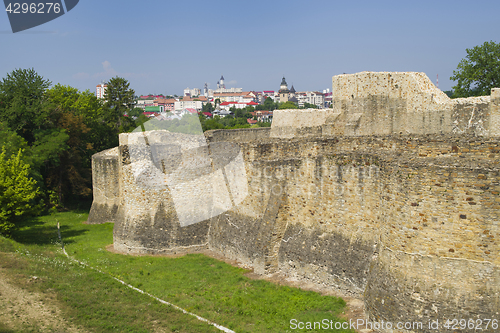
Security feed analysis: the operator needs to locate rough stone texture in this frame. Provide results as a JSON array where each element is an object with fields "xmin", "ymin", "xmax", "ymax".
[
  {"xmin": 113, "ymin": 130, "xmax": 213, "ymax": 254},
  {"xmin": 90, "ymin": 72, "xmax": 500, "ymax": 332},
  {"xmin": 271, "ymin": 72, "xmax": 496, "ymax": 139},
  {"xmin": 87, "ymin": 147, "xmax": 120, "ymax": 224},
  {"xmin": 207, "ymin": 135, "xmax": 500, "ymax": 332}
]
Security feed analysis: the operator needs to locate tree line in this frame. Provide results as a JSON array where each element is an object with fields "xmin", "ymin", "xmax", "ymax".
[{"xmin": 0, "ymin": 69, "xmax": 141, "ymax": 233}]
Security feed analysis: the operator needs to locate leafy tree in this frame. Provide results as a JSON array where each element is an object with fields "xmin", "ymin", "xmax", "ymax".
[
  {"xmin": 278, "ymin": 101, "xmax": 298, "ymax": 109},
  {"xmin": 0, "ymin": 121, "xmax": 29, "ymax": 161},
  {"xmin": 443, "ymin": 90, "xmax": 454, "ymax": 98},
  {"xmin": 128, "ymin": 107, "xmax": 144, "ymax": 118},
  {"xmin": 202, "ymin": 102, "xmax": 213, "ymax": 113},
  {"xmin": 73, "ymin": 89, "xmax": 119, "ymax": 152},
  {"xmin": 202, "ymin": 118, "xmax": 225, "ymax": 131},
  {"xmin": 104, "ymin": 77, "xmax": 136, "ymax": 131},
  {"xmin": 450, "ymin": 41, "xmax": 500, "ymax": 97},
  {"xmin": 302, "ymin": 102, "xmax": 318, "ymax": 109},
  {"xmin": 263, "ymin": 97, "xmax": 277, "ymax": 111},
  {"xmin": 43, "ymin": 84, "xmax": 112, "ymax": 205},
  {"xmin": 234, "ymin": 108, "xmax": 252, "ymax": 119},
  {"xmin": 0, "ymin": 147, "xmax": 41, "ymax": 234},
  {"xmin": 0, "ymin": 68, "xmax": 52, "ymax": 144}
]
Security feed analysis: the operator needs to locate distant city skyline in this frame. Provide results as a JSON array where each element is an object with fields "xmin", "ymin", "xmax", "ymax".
[{"xmin": 2, "ymin": 0, "xmax": 500, "ymax": 95}]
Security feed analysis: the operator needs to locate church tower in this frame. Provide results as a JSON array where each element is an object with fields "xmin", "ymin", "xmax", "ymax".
[
  {"xmin": 219, "ymin": 75, "xmax": 225, "ymax": 89},
  {"xmin": 279, "ymin": 76, "xmax": 289, "ymax": 103}
]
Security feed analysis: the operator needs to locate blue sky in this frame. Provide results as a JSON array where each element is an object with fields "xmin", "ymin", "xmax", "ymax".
[{"xmin": 1, "ymin": 0, "xmax": 499, "ymax": 95}]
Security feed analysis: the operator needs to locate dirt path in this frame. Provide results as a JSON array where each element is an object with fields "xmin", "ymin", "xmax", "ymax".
[{"xmin": 0, "ymin": 267, "xmax": 85, "ymax": 333}]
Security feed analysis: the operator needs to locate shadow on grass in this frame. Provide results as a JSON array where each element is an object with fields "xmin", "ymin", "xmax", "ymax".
[
  {"xmin": 0, "ymin": 325, "xmax": 16, "ymax": 333},
  {"xmin": 9, "ymin": 216, "xmax": 88, "ymax": 246}
]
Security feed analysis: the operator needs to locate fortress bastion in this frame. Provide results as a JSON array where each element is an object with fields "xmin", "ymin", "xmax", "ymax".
[{"xmin": 89, "ymin": 72, "xmax": 500, "ymax": 332}]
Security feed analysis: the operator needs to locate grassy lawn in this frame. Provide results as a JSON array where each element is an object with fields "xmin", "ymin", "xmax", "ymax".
[{"xmin": 0, "ymin": 211, "xmax": 354, "ymax": 333}]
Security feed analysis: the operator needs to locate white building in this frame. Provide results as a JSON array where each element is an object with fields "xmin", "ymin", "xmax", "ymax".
[
  {"xmin": 135, "ymin": 97, "xmax": 157, "ymax": 110},
  {"xmin": 184, "ymin": 87, "xmax": 201, "ymax": 97},
  {"xmin": 96, "ymin": 83, "xmax": 107, "ymax": 99},
  {"xmin": 174, "ymin": 96, "xmax": 207, "ymax": 111},
  {"xmin": 213, "ymin": 91, "xmax": 256, "ymax": 104},
  {"xmin": 296, "ymin": 91, "xmax": 325, "ymax": 108}
]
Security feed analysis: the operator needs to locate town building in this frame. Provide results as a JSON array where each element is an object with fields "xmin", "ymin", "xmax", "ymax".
[
  {"xmin": 96, "ymin": 83, "xmax": 107, "ymax": 99},
  {"xmin": 135, "ymin": 95, "xmax": 158, "ymax": 110},
  {"xmin": 154, "ymin": 98, "xmax": 176, "ymax": 112},
  {"xmin": 213, "ymin": 91, "xmax": 256, "ymax": 104},
  {"xmin": 295, "ymin": 91, "xmax": 325, "ymax": 108},
  {"xmin": 250, "ymin": 110, "xmax": 273, "ymax": 122},
  {"xmin": 174, "ymin": 95, "xmax": 208, "ymax": 111},
  {"xmin": 184, "ymin": 87, "xmax": 201, "ymax": 97}
]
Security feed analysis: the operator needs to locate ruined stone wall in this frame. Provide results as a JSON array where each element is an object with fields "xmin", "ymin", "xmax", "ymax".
[
  {"xmin": 87, "ymin": 147, "xmax": 120, "ymax": 224},
  {"xmin": 207, "ymin": 134, "xmax": 500, "ymax": 331},
  {"xmin": 271, "ymin": 72, "xmax": 499, "ymax": 139},
  {"xmin": 90, "ymin": 71, "xmax": 500, "ymax": 332},
  {"xmin": 113, "ymin": 130, "xmax": 213, "ymax": 254}
]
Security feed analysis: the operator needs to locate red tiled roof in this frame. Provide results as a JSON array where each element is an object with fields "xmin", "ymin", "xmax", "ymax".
[
  {"xmin": 181, "ymin": 96, "xmax": 208, "ymax": 102},
  {"xmin": 154, "ymin": 98, "xmax": 176, "ymax": 104},
  {"xmin": 247, "ymin": 119, "xmax": 258, "ymax": 124},
  {"xmin": 203, "ymin": 112, "xmax": 212, "ymax": 116},
  {"xmin": 247, "ymin": 101, "xmax": 259, "ymax": 105},
  {"xmin": 185, "ymin": 108, "xmax": 198, "ymax": 114},
  {"xmin": 213, "ymin": 92, "xmax": 253, "ymax": 97}
]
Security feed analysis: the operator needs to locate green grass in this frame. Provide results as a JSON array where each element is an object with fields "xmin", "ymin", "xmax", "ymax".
[{"xmin": 0, "ymin": 211, "xmax": 354, "ymax": 333}]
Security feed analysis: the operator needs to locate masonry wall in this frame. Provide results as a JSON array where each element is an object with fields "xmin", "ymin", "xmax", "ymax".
[
  {"xmin": 113, "ymin": 131, "xmax": 212, "ymax": 254},
  {"xmin": 207, "ymin": 135, "xmax": 500, "ymax": 331},
  {"xmin": 271, "ymin": 72, "xmax": 497, "ymax": 139},
  {"xmin": 91, "ymin": 72, "xmax": 500, "ymax": 332},
  {"xmin": 87, "ymin": 147, "xmax": 120, "ymax": 224}
]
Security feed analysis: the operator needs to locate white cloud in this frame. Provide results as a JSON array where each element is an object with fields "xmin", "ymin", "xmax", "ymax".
[{"xmin": 93, "ymin": 60, "xmax": 118, "ymax": 78}]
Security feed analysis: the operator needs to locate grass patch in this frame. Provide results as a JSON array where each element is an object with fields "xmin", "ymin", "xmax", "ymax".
[{"xmin": 0, "ymin": 211, "xmax": 354, "ymax": 332}]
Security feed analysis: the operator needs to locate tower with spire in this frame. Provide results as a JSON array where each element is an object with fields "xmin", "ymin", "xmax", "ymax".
[
  {"xmin": 220, "ymin": 75, "xmax": 225, "ymax": 89},
  {"xmin": 217, "ymin": 75, "xmax": 225, "ymax": 89},
  {"xmin": 279, "ymin": 76, "xmax": 290, "ymax": 103}
]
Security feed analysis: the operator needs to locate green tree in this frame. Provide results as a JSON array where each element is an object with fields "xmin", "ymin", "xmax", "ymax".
[
  {"xmin": 44, "ymin": 84, "xmax": 115, "ymax": 205},
  {"xmin": 263, "ymin": 97, "xmax": 277, "ymax": 111},
  {"xmin": 278, "ymin": 101, "xmax": 298, "ymax": 109},
  {"xmin": 104, "ymin": 77, "xmax": 136, "ymax": 131},
  {"xmin": 0, "ymin": 147, "xmax": 41, "ymax": 234},
  {"xmin": 302, "ymin": 102, "xmax": 318, "ymax": 109},
  {"xmin": 128, "ymin": 107, "xmax": 144, "ymax": 118},
  {"xmin": 0, "ymin": 121, "xmax": 29, "ymax": 161},
  {"xmin": 0, "ymin": 68, "xmax": 52, "ymax": 144},
  {"xmin": 202, "ymin": 102, "xmax": 214, "ymax": 113},
  {"xmin": 234, "ymin": 108, "xmax": 252, "ymax": 119},
  {"xmin": 450, "ymin": 41, "xmax": 500, "ymax": 97}
]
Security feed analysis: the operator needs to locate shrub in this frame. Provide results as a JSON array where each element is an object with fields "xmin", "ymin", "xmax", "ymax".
[{"xmin": 0, "ymin": 147, "xmax": 41, "ymax": 234}]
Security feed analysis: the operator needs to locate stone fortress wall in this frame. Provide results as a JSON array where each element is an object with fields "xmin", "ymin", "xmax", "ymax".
[{"xmin": 89, "ymin": 72, "xmax": 500, "ymax": 332}]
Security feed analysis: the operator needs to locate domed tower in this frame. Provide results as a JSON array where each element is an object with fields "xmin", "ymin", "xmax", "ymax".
[
  {"xmin": 279, "ymin": 76, "xmax": 290, "ymax": 103},
  {"xmin": 219, "ymin": 75, "xmax": 225, "ymax": 89}
]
